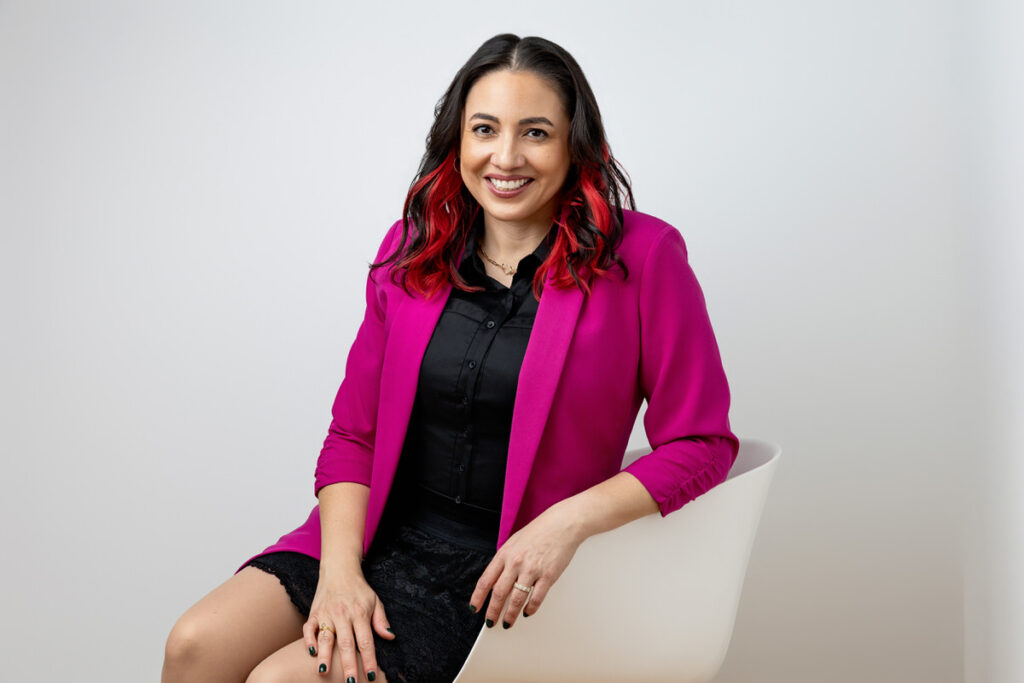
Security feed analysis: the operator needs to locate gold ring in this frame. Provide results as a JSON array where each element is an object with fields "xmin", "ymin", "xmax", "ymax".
[
  {"xmin": 318, "ymin": 623, "xmax": 335, "ymax": 636},
  {"xmin": 513, "ymin": 581, "xmax": 533, "ymax": 594}
]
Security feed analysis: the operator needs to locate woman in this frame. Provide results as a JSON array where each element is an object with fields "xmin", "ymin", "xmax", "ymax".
[{"xmin": 163, "ymin": 33, "xmax": 737, "ymax": 683}]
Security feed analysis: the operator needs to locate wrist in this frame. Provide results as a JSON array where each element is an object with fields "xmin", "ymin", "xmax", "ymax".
[
  {"xmin": 318, "ymin": 552, "xmax": 364, "ymax": 579},
  {"xmin": 553, "ymin": 496, "xmax": 590, "ymax": 545}
]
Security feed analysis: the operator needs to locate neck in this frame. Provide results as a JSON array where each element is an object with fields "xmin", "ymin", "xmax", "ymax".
[{"xmin": 479, "ymin": 215, "xmax": 552, "ymax": 266}]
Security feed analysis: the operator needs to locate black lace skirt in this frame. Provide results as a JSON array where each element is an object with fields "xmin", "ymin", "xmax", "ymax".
[{"xmin": 241, "ymin": 504, "xmax": 494, "ymax": 682}]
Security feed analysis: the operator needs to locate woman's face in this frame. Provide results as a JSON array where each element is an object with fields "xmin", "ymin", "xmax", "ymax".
[{"xmin": 459, "ymin": 69, "xmax": 572, "ymax": 232}]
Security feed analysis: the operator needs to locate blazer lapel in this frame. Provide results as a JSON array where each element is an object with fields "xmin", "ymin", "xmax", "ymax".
[
  {"xmin": 370, "ymin": 243, "xmax": 585, "ymax": 549},
  {"xmin": 498, "ymin": 274, "xmax": 584, "ymax": 544},
  {"xmin": 369, "ymin": 282, "xmax": 452, "ymax": 533}
]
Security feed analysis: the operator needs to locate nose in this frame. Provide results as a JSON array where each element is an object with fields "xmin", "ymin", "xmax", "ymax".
[{"xmin": 491, "ymin": 133, "xmax": 525, "ymax": 170}]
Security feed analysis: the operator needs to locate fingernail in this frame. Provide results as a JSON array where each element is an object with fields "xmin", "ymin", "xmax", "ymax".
[
  {"xmin": 386, "ymin": 627, "xmax": 395, "ymax": 635},
  {"xmin": 319, "ymin": 663, "xmax": 327, "ymax": 673},
  {"xmin": 468, "ymin": 603, "xmax": 477, "ymax": 613},
  {"xmin": 309, "ymin": 645, "xmax": 316, "ymax": 656},
  {"xmin": 486, "ymin": 618, "xmax": 494, "ymax": 628},
  {"xmin": 523, "ymin": 611, "xmax": 531, "ymax": 618},
  {"xmin": 347, "ymin": 677, "xmax": 356, "ymax": 683},
  {"xmin": 502, "ymin": 621, "xmax": 511, "ymax": 629},
  {"xmin": 368, "ymin": 672, "xmax": 377, "ymax": 682}
]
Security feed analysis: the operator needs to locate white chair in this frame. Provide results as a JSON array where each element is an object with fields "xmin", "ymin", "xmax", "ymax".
[{"xmin": 452, "ymin": 438, "xmax": 781, "ymax": 683}]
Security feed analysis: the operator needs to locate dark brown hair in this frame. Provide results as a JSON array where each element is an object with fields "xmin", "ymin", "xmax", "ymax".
[{"xmin": 374, "ymin": 33, "xmax": 635, "ymax": 301}]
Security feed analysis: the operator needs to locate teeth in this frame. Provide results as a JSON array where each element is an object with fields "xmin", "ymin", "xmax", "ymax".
[{"xmin": 489, "ymin": 178, "xmax": 530, "ymax": 191}]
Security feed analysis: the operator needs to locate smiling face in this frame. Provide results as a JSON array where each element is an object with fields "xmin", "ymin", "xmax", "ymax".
[{"xmin": 459, "ymin": 69, "xmax": 572, "ymax": 233}]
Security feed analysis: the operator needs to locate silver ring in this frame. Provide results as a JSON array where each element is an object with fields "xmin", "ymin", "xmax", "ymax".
[{"xmin": 513, "ymin": 581, "xmax": 533, "ymax": 594}]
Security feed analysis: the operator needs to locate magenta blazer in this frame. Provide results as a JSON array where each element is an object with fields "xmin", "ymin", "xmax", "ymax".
[{"xmin": 237, "ymin": 209, "xmax": 738, "ymax": 572}]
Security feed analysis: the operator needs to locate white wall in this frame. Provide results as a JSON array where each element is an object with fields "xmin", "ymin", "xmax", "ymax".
[
  {"xmin": 961, "ymin": 1, "xmax": 1024, "ymax": 682},
  {"xmin": 0, "ymin": 1, "xmax": 992, "ymax": 681}
]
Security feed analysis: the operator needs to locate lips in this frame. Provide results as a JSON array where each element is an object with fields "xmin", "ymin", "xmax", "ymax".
[
  {"xmin": 484, "ymin": 177, "xmax": 534, "ymax": 198},
  {"xmin": 487, "ymin": 177, "xmax": 532, "ymax": 191}
]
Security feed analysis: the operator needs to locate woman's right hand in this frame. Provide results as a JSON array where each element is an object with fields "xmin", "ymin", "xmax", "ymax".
[{"xmin": 304, "ymin": 566, "xmax": 395, "ymax": 681}]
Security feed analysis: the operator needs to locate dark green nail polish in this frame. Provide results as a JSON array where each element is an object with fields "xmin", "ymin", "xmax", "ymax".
[
  {"xmin": 523, "ymin": 611, "xmax": 531, "ymax": 617},
  {"xmin": 319, "ymin": 663, "xmax": 326, "ymax": 673},
  {"xmin": 386, "ymin": 627, "xmax": 394, "ymax": 635},
  {"xmin": 486, "ymin": 618, "xmax": 494, "ymax": 628},
  {"xmin": 368, "ymin": 671, "xmax": 377, "ymax": 682},
  {"xmin": 502, "ymin": 621, "xmax": 511, "ymax": 629},
  {"xmin": 309, "ymin": 645, "xmax": 316, "ymax": 656},
  {"xmin": 468, "ymin": 603, "xmax": 477, "ymax": 613},
  {"xmin": 347, "ymin": 677, "xmax": 356, "ymax": 683}
]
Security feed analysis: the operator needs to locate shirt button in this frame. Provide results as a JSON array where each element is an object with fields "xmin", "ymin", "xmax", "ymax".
[
  {"xmin": 486, "ymin": 320, "xmax": 495, "ymax": 329},
  {"xmin": 468, "ymin": 360, "xmax": 476, "ymax": 369},
  {"xmin": 455, "ymin": 496, "xmax": 463, "ymax": 504},
  {"xmin": 458, "ymin": 464, "xmax": 465, "ymax": 472}
]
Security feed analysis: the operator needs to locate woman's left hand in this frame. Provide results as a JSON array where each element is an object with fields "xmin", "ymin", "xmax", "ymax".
[{"xmin": 468, "ymin": 499, "xmax": 585, "ymax": 629}]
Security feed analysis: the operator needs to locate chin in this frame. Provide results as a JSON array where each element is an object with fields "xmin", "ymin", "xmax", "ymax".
[
  {"xmin": 473, "ymin": 195, "xmax": 554, "ymax": 225},
  {"xmin": 482, "ymin": 206, "xmax": 543, "ymax": 224}
]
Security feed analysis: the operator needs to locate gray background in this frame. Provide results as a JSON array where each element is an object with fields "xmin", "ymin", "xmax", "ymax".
[{"xmin": 1, "ymin": 1, "xmax": 1019, "ymax": 681}]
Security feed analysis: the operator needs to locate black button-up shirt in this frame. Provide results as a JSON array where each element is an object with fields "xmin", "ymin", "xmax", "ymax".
[{"xmin": 386, "ymin": 217, "xmax": 555, "ymax": 544}]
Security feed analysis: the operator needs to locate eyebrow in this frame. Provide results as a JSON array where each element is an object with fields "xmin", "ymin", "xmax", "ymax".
[{"xmin": 469, "ymin": 113, "xmax": 555, "ymax": 126}]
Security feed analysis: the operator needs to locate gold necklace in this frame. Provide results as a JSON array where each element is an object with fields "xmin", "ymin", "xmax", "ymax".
[{"xmin": 477, "ymin": 245, "xmax": 516, "ymax": 276}]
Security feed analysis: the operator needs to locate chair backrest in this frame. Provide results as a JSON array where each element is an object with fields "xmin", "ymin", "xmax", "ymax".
[{"xmin": 453, "ymin": 438, "xmax": 782, "ymax": 683}]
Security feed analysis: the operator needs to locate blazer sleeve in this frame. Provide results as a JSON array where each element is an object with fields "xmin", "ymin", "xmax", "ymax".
[
  {"xmin": 621, "ymin": 225, "xmax": 740, "ymax": 516},
  {"xmin": 313, "ymin": 219, "xmax": 403, "ymax": 498}
]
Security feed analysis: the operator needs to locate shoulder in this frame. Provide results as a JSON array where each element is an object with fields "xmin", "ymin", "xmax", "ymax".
[
  {"xmin": 618, "ymin": 209, "xmax": 689, "ymax": 266},
  {"xmin": 380, "ymin": 218, "xmax": 405, "ymax": 255},
  {"xmin": 366, "ymin": 218, "xmax": 408, "ymax": 273}
]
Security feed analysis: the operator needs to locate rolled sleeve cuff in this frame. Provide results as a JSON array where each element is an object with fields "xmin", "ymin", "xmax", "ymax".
[
  {"xmin": 314, "ymin": 453, "xmax": 373, "ymax": 497},
  {"xmin": 622, "ymin": 435, "xmax": 738, "ymax": 516}
]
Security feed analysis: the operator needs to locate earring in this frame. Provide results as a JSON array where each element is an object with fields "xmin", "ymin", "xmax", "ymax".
[{"xmin": 453, "ymin": 156, "xmax": 461, "ymax": 174}]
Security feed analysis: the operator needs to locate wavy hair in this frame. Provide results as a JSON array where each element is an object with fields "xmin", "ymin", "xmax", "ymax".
[{"xmin": 372, "ymin": 33, "xmax": 636, "ymax": 301}]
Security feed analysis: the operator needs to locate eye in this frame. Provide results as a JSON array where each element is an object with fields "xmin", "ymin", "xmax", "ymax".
[
  {"xmin": 472, "ymin": 124, "xmax": 494, "ymax": 135},
  {"xmin": 526, "ymin": 128, "xmax": 549, "ymax": 139}
]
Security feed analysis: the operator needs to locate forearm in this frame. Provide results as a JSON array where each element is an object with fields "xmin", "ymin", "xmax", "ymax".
[
  {"xmin": 317, "ymin": 481, "xmax": 370, "ymax": 578},
  {"xmin": 556, "ymin": 471, "xmax": 660, "ymax": 544}
]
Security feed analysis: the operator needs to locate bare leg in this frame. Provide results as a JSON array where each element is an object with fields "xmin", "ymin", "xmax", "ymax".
[
  {"xmin": 246, "ymin": 637, "xmax": 393, "ymax": 683},
  {"xmin": 162, "ymin": 566, "xmax": 306, "ymax": 683}
]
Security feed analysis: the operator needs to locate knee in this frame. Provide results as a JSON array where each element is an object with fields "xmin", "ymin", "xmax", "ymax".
[
  {"xmin": 245, "ymin": 655, "xmax": 392, "ymax": 683},
  {"xmin": 163, "ymin": 613, "xmax": 215, "ymax": 676},
  {"xmin": 244, "ymin": 652, "xmax": 308, "ymax": 683},
  {"xmin": 242, "ymin": 663, "xmax": 270, "ymax": 683},
  {"xmin": 244, "ymin": 660, "xmax": 305, "ymax": 683}
]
